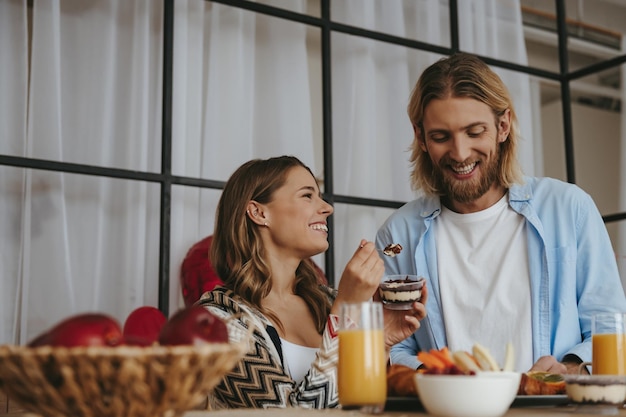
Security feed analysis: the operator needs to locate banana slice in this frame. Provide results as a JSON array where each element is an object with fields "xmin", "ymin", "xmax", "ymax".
[
  {"xmin": 452, "ymin": 350, "xmax": 481, "ymax": 373},
  {"xmin": 502, "ymin": 342, "xmax": 515, "ymax": 372},
  {"xmin": 472, "ymin": 343, "xmax": 500, "ymax": 371}
]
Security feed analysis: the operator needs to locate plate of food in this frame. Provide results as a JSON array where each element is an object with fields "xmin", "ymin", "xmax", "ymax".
[{"xmin": 386, "ymin": 343, "xmax": 570, "ymax": 412}]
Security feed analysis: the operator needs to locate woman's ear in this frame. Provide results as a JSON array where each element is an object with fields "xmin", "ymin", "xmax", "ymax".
[
  {"xmin": 497, "ymin": 109, "xmax": 511, "ymax": 143},
  {"xmin": 246, "ymin": 201, "xmax": 268, "ymax": 227}
]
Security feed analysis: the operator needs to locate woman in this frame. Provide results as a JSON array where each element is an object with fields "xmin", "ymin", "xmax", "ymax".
[{"xmin": 197, "ymin": 155, "xmax": 427, "ymax": 409}]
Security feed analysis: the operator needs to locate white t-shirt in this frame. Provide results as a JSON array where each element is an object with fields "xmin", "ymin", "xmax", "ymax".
[
  {"xmin": 435, "ymin": 194, "xmax": 533, "ymax": 371},
  {"xmin": 280, "ymin": 338, "xmax": 318, "ymax": 383}
]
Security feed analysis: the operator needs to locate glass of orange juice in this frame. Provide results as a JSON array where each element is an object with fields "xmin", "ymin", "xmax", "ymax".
[
  {"xmin": 338, "ymin": 301, "xmax": 386, "ymax": 413},
  {"xmin": 590, "ymin": 313, "xmax": 626, "ymax": 375}
]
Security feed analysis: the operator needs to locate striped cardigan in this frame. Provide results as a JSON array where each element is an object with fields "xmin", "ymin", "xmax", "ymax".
[{"xmin": 196, "ymin": 286, "xmax": 339, "ymax": 409}]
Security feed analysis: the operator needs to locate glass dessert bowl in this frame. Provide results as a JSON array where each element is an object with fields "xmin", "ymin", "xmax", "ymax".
[
  {"xmin": 378, "ymin": 274, "xmax": 425, "ymax": 310},
  {"xmin": 563, "ymin": 374, "xmax": 626, "ymax": 406}
]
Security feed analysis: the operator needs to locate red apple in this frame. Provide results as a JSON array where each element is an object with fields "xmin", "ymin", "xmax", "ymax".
[
  {"xmin": 27, "ymin": 331, "xmax": 51, "ymax": 347},
  {"xmin": 158, "ymin": 306, "xmax": 228, "ymax": 346},
  {"xmin": 123, "ymin": 306, "xmax": 167, "ymax": 346},
  {"xmin": 29, "ymin": 313, "xmax": 123, "ymax": 347}
]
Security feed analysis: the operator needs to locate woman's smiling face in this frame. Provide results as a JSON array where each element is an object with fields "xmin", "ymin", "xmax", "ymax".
[
  {"xmin": 261, "ymin": 166, "xmax": 333, "ymax": 259},
  {"xmin": 420, "ymin": 96, "xmax": 510, "ymax": 211}
]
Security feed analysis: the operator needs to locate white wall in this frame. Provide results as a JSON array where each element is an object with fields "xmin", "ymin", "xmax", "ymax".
[{"xmin": 541, "ymin": 99, "xmax": 623, "ymax": 283}]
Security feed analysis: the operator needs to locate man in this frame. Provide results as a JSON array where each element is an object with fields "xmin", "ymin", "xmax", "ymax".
[{"xmin": 376, "ymin": 52, "xmax": 626, "ymax": 373}]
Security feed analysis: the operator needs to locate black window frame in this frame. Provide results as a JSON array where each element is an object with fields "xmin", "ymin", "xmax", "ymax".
[{"xmin": 1, "ymin": 0, "xmax": 625, "ymax": 315}]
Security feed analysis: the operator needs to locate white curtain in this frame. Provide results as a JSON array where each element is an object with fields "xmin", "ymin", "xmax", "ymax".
[
  {"xmin": 169, "ymin": 0, "xmax": 317, "ymax": 311},
  {"xmin": 330, "ymin": 0, "xmax": 536, "ymax": 276},
  {"xmin": 0, "ymin": 0, "xmax": 562, "ymax": 345},
  {"xmin": 0, "ymin": 0, "xmax": 29, "ymax": 346},
  {"xmin": 1, "ymin": 0, "xmax": 164, "ymax": 345},
  {"xmin": 0, "ymin": 0, "xmax": 316, "ymax": 344},
  {"xmin": 616, "ymin": 35, "xmax": 626, "ymax": 280}
]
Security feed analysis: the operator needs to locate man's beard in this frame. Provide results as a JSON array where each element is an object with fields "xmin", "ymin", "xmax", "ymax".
[{"xmin": 433, "ymin": 151, "xmax": 500, "ymax": 204}]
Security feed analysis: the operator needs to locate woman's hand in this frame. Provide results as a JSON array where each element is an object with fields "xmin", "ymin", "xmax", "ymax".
[
  {"xmin": 375, "ymin": 284, "xmax": 428, "ymax": 349},
  {"xmin": 331, "ymin": 240, "xmax": 385, "ymax": 314},
  {"xmin": 330, "ymin": 239, "xmax": 428, "ymax": 349}
]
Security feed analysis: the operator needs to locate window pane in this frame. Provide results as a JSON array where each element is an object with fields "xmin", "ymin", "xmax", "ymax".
[
  {"xmin": 331, "ymin": 203, "xmax": 397, "ymax": 287},
  {"xmin": 331, "ymin": 0, "xmax": 451, "ymax": 48},
  {"xmin": 1, "ymin": 166, "xmax": 161, "ymax": 343},
  {"xmin": 258, "ymin": 0, "xmax": 319, "ymax": 16},
  {"xmin": 539, "ymin": 78, "xmax": 622, "ymax": 219},
  {"xmin": 537, "ymin": 86, "xmax": 567, "ymax": 182},
  {"xmin": 172, "ymin": 2, "xmax": 321, "ymax": 181},
  {"xmin": 521, "ymin": 0, "xmax": 560, "ymax": 73},
  {"xmin": 573, "ymin": 102, "xmax": 621, "ymax": 218},
  {"xmin": 26, "ymin": 1, "xmax": 163, "ymax": 171},
  {"xmin": 607, "ymin": 219, "xmax": 626, "ymax": 284},
  {"xmin": 331, "ymin": 34, "xmax": 443, "ymax": 201},
  {"xmin": 522, "ymin": 0, "xmax": 623, "ymax": 78},
  {"xmin": 170, "ymin": 185, "xmax": 223, "ymax": 309},
  {"xmin": 459, "ymin": 0, "xmax": 527, "ymax": 64}
]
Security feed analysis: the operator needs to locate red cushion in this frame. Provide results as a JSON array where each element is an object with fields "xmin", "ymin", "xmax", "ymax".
[{"xmin": 180, "ymin": 236, "xmax": 223, "ymax": 307}]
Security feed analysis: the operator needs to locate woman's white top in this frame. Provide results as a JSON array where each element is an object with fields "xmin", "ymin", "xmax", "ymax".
[{"xmin": 280, "ymin": 337, "xmax": 319, "ymax": 383}]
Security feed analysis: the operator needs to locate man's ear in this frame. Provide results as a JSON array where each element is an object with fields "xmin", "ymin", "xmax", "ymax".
[
  {"xmin": 498, "ymin": 109, "xmax": 511, "ymax": 143},
  {"xmin": 414, "ymin": 123, "xmax": 428, "ymax": 153},
  {"xmin": 246, "ymin": 201, "xmax": 268, "ymax": 226}
]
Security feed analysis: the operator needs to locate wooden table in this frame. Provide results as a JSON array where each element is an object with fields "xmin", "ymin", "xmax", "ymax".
[
  {"xmin": 3, "ymin": 398, "xmax": 626, "ymax": 417},
  {"xmin": 4, "ymin": 407, "xmax": 626, "ymax": 417},
  {"xmin": 185, "ymin": 407, "xmax": 626, "ymax": 417}
]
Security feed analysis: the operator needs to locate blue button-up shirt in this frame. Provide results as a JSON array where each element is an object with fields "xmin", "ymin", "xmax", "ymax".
[{"xmin": 376, "ymin": 176, "xmax": 626, "ymax": 370}]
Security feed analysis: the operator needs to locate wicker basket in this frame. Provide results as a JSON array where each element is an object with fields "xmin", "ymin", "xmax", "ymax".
[{"xmin": 0, "ymin": 341, "xmax": 247, "ymax": 417}]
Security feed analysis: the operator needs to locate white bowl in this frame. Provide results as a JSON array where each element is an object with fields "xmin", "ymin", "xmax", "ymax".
[
  {"xmin": 414, "ymin": 371, "xmax": 521, "ymax": 417},
  {"xmin": 564, "ymin": 374, "xmax": 626, "ymax": 405}
]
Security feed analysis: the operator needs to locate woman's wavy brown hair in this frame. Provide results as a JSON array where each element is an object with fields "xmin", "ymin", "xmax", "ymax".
[
  {"xmin": 408, "ymin": 52, "xmax": 524, "ymax": 196},
  {"xmin": 211, "ymin": 155, "xmax": 331, "ymax": 334}
]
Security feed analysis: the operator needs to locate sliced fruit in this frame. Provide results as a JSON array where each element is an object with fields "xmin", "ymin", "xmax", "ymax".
[
  {"xmin": 452, "ymin": 350, "xmax": 481, "ymax": 373},
  {"xmin": 472, "ymin": 343, "xmax": 500, "ymax": 371},
  {"xmin": 417, "ymin": 350, "xmax": 447, "ymax": 371},
  {"xmin": 502, "ymin": 342, "xmax": 515, "ymax": 372}
]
